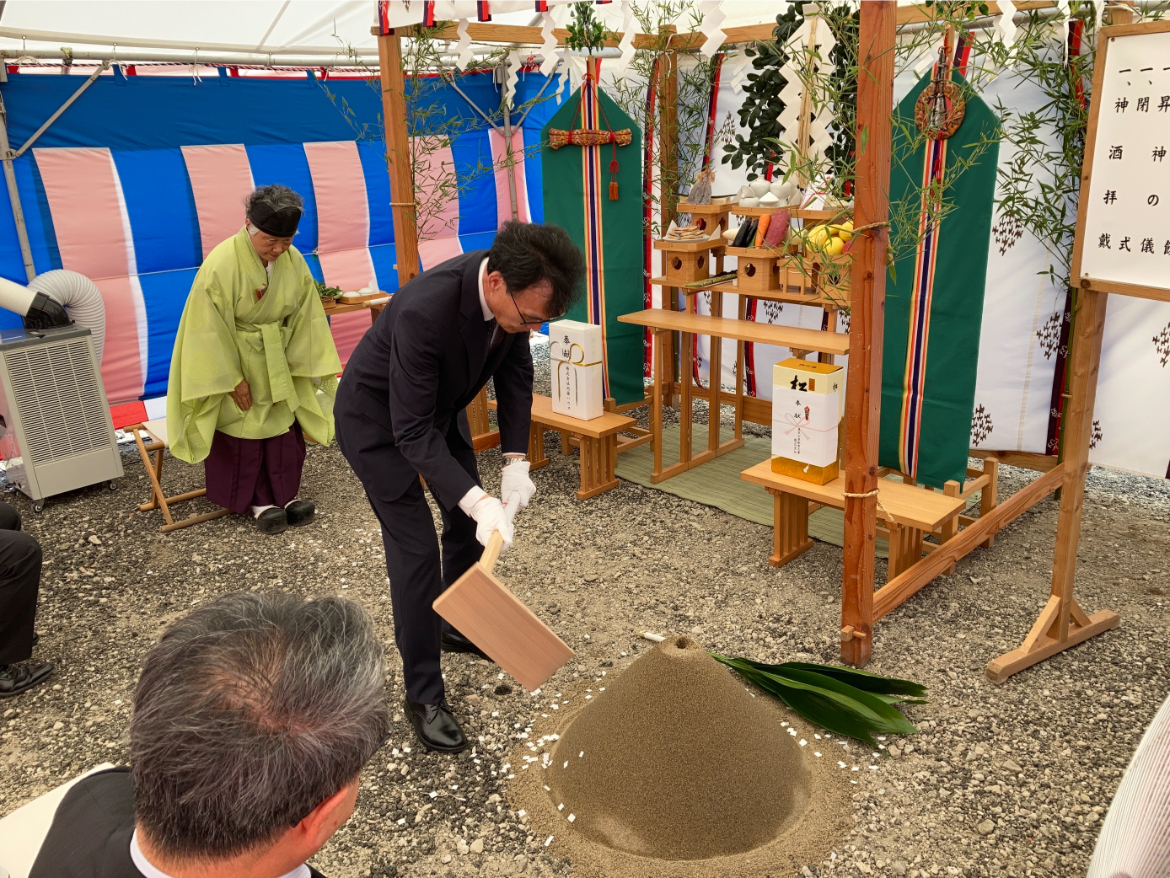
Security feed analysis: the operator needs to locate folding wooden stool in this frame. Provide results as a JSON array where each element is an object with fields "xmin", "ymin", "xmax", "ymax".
[{"xmin": 129, "ymin": 419, "xmax": 229, "ymax": 532}]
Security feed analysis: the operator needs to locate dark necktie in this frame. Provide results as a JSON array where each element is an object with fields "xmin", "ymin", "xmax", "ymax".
[{"xmin": 487, "ymin": 319, "xmax": 505, "ymax": 356}]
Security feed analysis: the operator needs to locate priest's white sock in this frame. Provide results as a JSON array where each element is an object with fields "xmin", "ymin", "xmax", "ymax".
[{"xmin": 252, "ymin": 505, "xmax": 277, "ymax": 518}]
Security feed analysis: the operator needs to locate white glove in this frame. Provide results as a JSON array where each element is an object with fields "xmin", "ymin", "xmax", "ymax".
[
  {"xmin": 467, "ymin": 495, "xmax": 515, "ymax": 551},
  {"xmin": 501, "ymin": 459, "xmax": 537, "ymax": 510}
]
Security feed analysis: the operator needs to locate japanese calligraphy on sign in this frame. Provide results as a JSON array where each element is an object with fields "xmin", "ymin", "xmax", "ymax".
[{"xmin": 1079, "ymin": 29, "xmax": 1170, "ymax": 292}]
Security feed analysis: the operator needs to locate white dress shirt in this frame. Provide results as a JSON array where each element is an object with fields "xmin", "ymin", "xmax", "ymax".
[{"xmin": 130, "ymin": 830, "xmax": 310, "ymax": 878}]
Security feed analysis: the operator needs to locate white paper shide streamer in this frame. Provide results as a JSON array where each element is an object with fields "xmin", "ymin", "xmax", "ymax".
[
  {"xmin": 806, "ymin": 10, "xmax": 837, "ymax": 163},
  {"xmin": 776, "ymin": 16, "xmax": 809, "ymax": 150},
  {"xmin": 505, "ymin": 50, "xmax": 523, "ymax": 108},
  {"xmin": 612, "ymin": 1, "xmax": 637, "ymax": 76},
  {"xmin": 994, "ymin": 0, "xmax": 1019, "ymax": 52},
  {"xmin": 729, "ymin": 47, "xmax": 752, "ymax": 95},
  {"xmin": 455, "ymin": 18, "xmax": 474, "ymax": 71},
  {"xmin": 697, "ymin": 0, "xmax": 726, "ymax": 60},
  {"xmin": 539, "ymin": 11, "xmax": 558, "ymax": 77}
]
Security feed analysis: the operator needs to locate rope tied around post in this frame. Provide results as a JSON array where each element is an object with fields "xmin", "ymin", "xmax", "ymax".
[{"xmin": 842, "ymin": 488, "xmax": 899, "ymax": 528}]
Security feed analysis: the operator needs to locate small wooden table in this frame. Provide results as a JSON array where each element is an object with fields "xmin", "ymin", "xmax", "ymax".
[
  {"xmin": 527, "ymin": 395, "xmax": 635, "ymax": 500},
  {"xmin": 321, "ymin": 295, "xmax": 390, "ymax": 322},
  {"xmin": 740, "ymin": 460, "xmax": 965, "ymax": 577}
]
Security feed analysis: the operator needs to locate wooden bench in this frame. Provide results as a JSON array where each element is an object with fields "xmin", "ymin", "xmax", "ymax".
[
  {"xmin": 741, "ymin": 460, "xmax": 966, "ymax": 578},
  {"xmin": 527, "ymin": 395, "xmax": 635, "ymax": 500},
  {"xmin": 128, "ymin": 420, "xmax": 230, "ymax": 532}
]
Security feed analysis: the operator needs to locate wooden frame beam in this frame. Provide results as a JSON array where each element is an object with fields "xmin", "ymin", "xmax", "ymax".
[
  {"xmin": 840, "ymin": 1, "xmax": 896, "ymax": 668},
  {"xmin": 385, "ymin": 3, "xmax": 1078, "ymax": 53}
]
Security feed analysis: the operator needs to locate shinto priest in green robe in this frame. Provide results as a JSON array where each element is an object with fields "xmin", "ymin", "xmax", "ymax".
[{"xmin": 165, "ymin": 185, "xmax": 341, "ymax": 534}]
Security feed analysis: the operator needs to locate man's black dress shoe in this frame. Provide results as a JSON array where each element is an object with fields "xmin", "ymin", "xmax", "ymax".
[
  {"xmin": 0, "ymin": 661, "xmax": 54, "ymax": 698},
  {"xmin": 405, "ymin": 697, "xmax": 468, "ymax": 752},
  {"xmin": 256, "ymin": 507, "xmax": 288, "ymax": 535},
  {"xmin": 441, "ymin": 629, "xmax": 490, "ymax": 661},
  {"xmin": 285, "ymin": 499, "xmax": 316, "ymax": 527}
]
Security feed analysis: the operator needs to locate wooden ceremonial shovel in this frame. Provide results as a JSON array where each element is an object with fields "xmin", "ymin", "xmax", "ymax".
[{"xmin": 433, "ymin": 504, "xmax": 574, "ymax": 691}]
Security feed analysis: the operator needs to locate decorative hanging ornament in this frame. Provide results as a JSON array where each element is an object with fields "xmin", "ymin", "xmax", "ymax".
[
  {"xmin": 546, "ymin": 64, "xmax": 631, "ymax": 200},
  {"xmin": 914, "ymin": 45, "xmax": 965, "ymax": 141}
]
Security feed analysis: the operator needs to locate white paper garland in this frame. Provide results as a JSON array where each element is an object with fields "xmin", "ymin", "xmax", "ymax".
[
  {"xmin": 698, "ymin": 0, "xmax": 727, "ymax": 60},
  {"xmin": 612, "ymin": 1, "xmax": 637, "ymax": 76},
  {"xmin": 729, "ymin": 47, "xmax": 752, "ymax": 95},
  {"xmin": 994, "ymin": 0, "xmax": 1019, "ymax": 52},
  {"xmin": 455, "ymin": 18, "xmax": 474, "ymax": 71},
  {"xmin": 539, "ymin": 11, "xmax": 558, "ymax": 77},
  {"xmin": 505, "ymin": 50, "xmax": 522, "ymax": 108}
]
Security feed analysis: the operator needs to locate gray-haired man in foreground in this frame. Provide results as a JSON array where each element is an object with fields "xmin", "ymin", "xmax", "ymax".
[{"xmin": 29, "ymin": 593, "xmax": 390, "ymax": 878}]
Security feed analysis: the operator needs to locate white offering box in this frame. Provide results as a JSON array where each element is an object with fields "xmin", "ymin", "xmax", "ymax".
[
  {"xmin": 550, "ymin": 320, "xmax": 604, "ymax": 421},
  {"xmin": 771, "ymin": 387, "xmax": 840, "ymax": 467},
  {"xmin": 549, "ymin": 319, "xmax": 603, "ymax": 364}
]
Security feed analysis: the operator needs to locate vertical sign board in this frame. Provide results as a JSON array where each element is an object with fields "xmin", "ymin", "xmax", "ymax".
[{"xmin": 1074, "ymin": 21, "xmax": 1170, "ymax": 302}]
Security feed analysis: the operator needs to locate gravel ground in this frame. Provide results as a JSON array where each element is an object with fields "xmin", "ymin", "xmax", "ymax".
[{"xmin": 2, "ymin": 338, "xmax": 1168, "ymax": 878}]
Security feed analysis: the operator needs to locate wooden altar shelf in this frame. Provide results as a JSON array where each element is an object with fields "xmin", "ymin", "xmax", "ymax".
[
  {"xmin": 701, "ymin": 278, "xmax": 844, "ymax": 308},
  {"xmin": 527, "ymin": 395, "xmax": 635, "ymax": 500},
  {"xmin": 730, "ymin": 206, "xmax": 844, "ymax": 223},
  {"xmin": 619, "ymin": 308, "xmax": 850, "ymax": 355}
]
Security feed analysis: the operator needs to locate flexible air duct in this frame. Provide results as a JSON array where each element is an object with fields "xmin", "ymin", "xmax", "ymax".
[{"xmin": 26, "ymin": 270, "xmax": 106, "ymax": 366}]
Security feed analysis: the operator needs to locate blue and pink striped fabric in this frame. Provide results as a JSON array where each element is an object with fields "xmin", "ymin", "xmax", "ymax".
[{"xmin": 0, "ymin": 69, "xmax": 555, "ymax": 405}]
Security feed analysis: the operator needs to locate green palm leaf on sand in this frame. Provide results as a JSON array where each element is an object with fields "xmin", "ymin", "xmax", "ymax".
[{"xmin": 710, "ymin": 654, "xmax": 926, "ymax": 747}]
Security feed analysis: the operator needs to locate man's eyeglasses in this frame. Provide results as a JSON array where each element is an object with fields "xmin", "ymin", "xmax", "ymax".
[{"xmin": 508, "ymin": 290, "xmax": 564, "ymax": 327}]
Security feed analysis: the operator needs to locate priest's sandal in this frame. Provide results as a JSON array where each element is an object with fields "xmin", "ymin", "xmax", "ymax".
[
  {"xmin": 405, "ymin": 697, "xmax": 469, "ymax": 753},
  {"xmin": 0, "ymin": 661, "xmax": 54, "ymax": 698},
  {"xmin": 256, "ymin": 507, "xmax": 289, "ymax": 535},
  {"xmin": 285, "ymin": 499, "xmax": 316, "ymax": 527}
]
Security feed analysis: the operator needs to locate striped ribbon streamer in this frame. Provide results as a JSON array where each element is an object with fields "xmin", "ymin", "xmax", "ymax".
[
  {"xmin": 580, "ymin": 56, "xmax": 610, "ymax": 397},
  {"xmin": 896, "ymin": 39, "xmax": 964, "ymax": 478}
]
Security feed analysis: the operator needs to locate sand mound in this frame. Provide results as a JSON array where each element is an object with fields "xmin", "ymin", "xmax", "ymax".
[{"xmin": 544, "ymin": 636, "xmax": 810, "ymax": 860}]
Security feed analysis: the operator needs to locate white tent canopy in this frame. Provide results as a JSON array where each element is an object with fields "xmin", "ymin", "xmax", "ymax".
[{"xmin": 0, "ymin": 1, "xmax": 801, "ymax": 67}]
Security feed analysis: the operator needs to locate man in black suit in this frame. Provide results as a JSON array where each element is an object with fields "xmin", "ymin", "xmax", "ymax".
[
  {"xmin": 0, "ymin": 499, "xmax": 54, "ymax": 698},
  {"xmin": 28, "ymin": 592, "xmax": 390, "ymax": 878},
  {"xmin": 335, "ymin": 221, "xmax": 584, "ymax": 753}
]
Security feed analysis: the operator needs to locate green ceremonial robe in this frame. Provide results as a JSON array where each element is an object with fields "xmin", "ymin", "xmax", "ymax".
[{"xmin": 166, "ymin": 227, "xmax": 342, "ymax": 465}]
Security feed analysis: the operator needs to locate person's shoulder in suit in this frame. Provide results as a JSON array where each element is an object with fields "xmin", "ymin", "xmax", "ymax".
[
  {"xmin": 394, "ymin": 250, "xmax": 484, "ymax": 317},
  {"xmin": 29, "ymin": 766, "xmax": 138, "ymax": 877}
]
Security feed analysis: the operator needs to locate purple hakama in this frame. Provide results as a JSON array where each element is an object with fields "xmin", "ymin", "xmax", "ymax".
[{"xmin": 204, "ymin": 424, "xmax": 306, "ymax": 514}]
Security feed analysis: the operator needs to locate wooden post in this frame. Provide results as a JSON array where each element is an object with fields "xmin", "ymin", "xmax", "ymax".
[
  {"xmin": 985, "ymin": 0, "xmax": 1132, "ymax": 682},
  {"xmin": 376, "ymin": 30, "xmax": 421, "ymax": 288},
  {"xmin": 840, "ymin": 1, "xmax": 895, "ymax": 668}
]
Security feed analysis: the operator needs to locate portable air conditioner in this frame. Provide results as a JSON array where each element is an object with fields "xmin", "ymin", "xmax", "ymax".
[{"xmin": 0, "ymin": 325, "xmax": 123, "ymax": 511}]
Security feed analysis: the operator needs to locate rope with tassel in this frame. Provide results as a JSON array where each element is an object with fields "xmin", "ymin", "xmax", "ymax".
[{"xmin": 546, "ymin": 69, "xmax": 630, "ymax": 200}]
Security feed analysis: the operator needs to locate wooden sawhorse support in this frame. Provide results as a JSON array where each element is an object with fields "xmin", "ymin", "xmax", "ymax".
[
  {"xmin": 129, "ymin": 420, "xmax": 229, "ymax": 532},
  {"xmin": 527, "ymin": 395, "xmax": 634, "ymax": 500}
]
